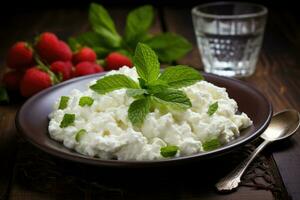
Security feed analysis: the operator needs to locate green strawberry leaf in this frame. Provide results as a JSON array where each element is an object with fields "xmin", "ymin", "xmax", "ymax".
[
  {"xmin": 133, "ymin": 43, "xmax": 160, "ymax": 83},
  {"xmin": 89, "ymin": 3, "xmax": 121, "ymax": 48},
  {"xmin": 145, "ymin": 32, "xmax": 192, "ymax": 63},
  {"xmin": 159, "ymin": 65, "xmax": 203, "ymax": 88},
  {"xmin": 124, "ymin": 5, "xmax": 154, "ymax": 47},
  {"xmin": 90, "ymin": 74, "xmax": 139, "ymax": 94},
  {"xmin": 153, "ymin": 88, "xmax": 192, "ymax": 110},
  {"xmin": 128, "ymin": 97, "xmax": 151, "ymax": 126}
]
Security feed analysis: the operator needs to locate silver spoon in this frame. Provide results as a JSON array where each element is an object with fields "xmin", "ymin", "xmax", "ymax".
[{"xmin": 216, "ymin": 109, "xmax": 300, "ymax": 191}]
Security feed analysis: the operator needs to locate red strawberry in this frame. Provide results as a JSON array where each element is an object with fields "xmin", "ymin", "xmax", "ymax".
[
  {"xmin": 50, "ymin": 61, "xmax": 73, "ymax": 81},
  {"xmin": 105, "ymin": 52, "xmax": 133, "ymax": 70},
  {"xmin": 6, "ymin": 42, "xmax": 34, "ymax": 69},
  {"xmin": 74, "ymin": 61, "xmax": 104, "ymax": 77},
  {"xmin": 20, "ymin": 67, "xmax": 52, "ymax": 97},
  {"xmin": 36, "ymin": 32, "xmax": 72, "ymax": 63},
  {"xmin": 2, "ymin": 71, "xmax": 23, "ymax": 90},
  {"xmin": 72, "ymin": 47, "xmax": 97, "ymax": 65}
]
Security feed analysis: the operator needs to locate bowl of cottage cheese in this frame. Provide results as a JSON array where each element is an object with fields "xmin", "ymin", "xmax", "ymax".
[{"xmin": 16, "ymin": 67, "xmax": 272, "ymax": 167}]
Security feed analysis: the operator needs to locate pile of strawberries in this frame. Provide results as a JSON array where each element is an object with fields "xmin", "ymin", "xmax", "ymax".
[{"xmin": 2, "ymin": 32, "xmax": 133, "ymax": 97}]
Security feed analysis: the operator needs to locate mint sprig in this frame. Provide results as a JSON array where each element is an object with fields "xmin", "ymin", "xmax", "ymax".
[
  {"xmin": 69, "ymin": 3, "xmax": 192, "ymax": 63},
  {"xmin": 207, "ymin": 102, "xmax": 218, "ymax": 116},
  {"xmin": 90, "ymin": 43, "xmax": 203, "ymax": 126}
]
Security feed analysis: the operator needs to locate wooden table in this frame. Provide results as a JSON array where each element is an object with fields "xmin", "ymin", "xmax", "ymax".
[{"xmin": 0, "ymin": 5, "xmax": 300, "ymax": 200}]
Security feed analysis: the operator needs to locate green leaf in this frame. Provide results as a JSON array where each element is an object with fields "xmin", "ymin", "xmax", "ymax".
[
  {"xmin": 160, "ymin": 145, "xmax": 179, "ymax": 157},
  {"xmin": 89, "ymin": 3, "xmax": 121, "ymax": 48},
  {"xmin": 145, "ymin": 32, "xmax": 192, "ymax": 63},
  {"xmin": 0, "ymin": 86, "xmax": 9, "ymax": 103},
  {"xmin": 58, "ymin": 96, "xmax": 69, "ymax": 110},
  {"xmin": 147, "ymin": 83, "xmax": 168, "ymax": 94},
  {"xmin": 60, "ymin": 114, "xmax": 75, "ymax": 128},
  {"xmin": 203, "ymin": 138, "xmax": 221, "ymax": 151},
  {"xmin": 207, "ymin": 102, "xmax": 218, "ymax": 116},
  {"xmin": 68, "ymin": 37, "xmax": 81, "ymax": 51},
  {"xmin": 128, "ymin": 97, "xmax": 151, "ymax": 126},
  {"xmin": 159, "ymin": 65, "xmax": 203, "ymax": 88},
  {"xmin": 133, "ymin": 43, "xmax": 160, "ymax": 83},
  {"xmin": 126, "ymin": 88, "xmax": 148, "ymax": 97},
  {"xmin": 79, "ymin": 96, "xmax": 94, "ymax": 107},
  {"xmin": 153, "ymin": 88, "xmax": 192, "ymax": 110},
  {"xmin": 90, "ymin": 74, "xmax": 139, "ymax": 94},
  {"xmin": 124, "ymin": 5, "xmax": 154, "ymax": 46},
  {"xmin": 75, "ymin": 129, "xmax": 86, "ymax": 142}
]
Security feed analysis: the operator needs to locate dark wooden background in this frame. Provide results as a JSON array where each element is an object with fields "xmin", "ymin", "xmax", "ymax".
[{"xmin": 0, "ymin": 1, "xmax": 300, "ymax": 199}]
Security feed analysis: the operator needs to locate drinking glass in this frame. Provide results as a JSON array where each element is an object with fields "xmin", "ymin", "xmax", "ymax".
[{"xmin": 192, "ymin": 2, "xmax": 268, "ymax": 77}]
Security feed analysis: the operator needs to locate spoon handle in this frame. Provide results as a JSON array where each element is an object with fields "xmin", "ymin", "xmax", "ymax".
[{"xmin": 215, "ymin": 140, "xmax": 269, "ymax": 191}]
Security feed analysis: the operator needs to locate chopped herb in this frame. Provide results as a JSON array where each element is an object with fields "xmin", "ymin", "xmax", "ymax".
[
  {"xmin": 79, "ymin": 96, "xmax": 94, "ymax": 107},
  {"xmin": 207, "ymin": 102, "xmax": 218, "ymax": 116},
  {"xmin": 58, "ymin": 96, "xmax": 70, "ymax": 109},
  {"xmin": 160, "ymin": 145, "xmax": 179, "ymax": 157},
  {"xmin": 203, "ymin": 138, "xmax": 221, "ymax": 151},
  {"xmin": 75, "ymin": 129, "xmax": 86, "ymax": 142},
  {"xmin": 60, "ymin": 114, "xmax": 75, "ymax": 128}
]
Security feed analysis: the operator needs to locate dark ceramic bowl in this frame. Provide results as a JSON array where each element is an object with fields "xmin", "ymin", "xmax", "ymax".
[{"xmin": 16, "ymin": 72, "xmax": 272, "ymax": 168}]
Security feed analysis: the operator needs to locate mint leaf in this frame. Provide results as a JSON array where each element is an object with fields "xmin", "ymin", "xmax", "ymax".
[
  {"xmin": 89, "ymin": 3, "xmax": 121, "ymax": 48},
  {"xmin": 126, "ymin": 88, "xmax": 148, "ymax": 97},
  {"xmin": 147, "ymin": 83, "xmax": 168, "ymax": 94},
  {"xmin": 75, "ymin": 129, "xmax": 86, "ymax": 142},
  {"xmin": 207, "ymin": 102, "xmax": 218, "ymax": 116},
  {"xmin": 133, "ymin": 43, "xmax": 160, "ymax": 83},
  {"xmin": 60, "ymin": 114, "xmax": 75, "ymax": 128},
  {"xmin": 0, "ymin": 86, "xmax": 9, "ymax": 103},
  {"xmin": 160, "ymin": 145, "xmax": 179, "ymax": 157},
  {"xmin": 145, "ymin": 32, "xmax": 192, "ymax": 63},
  {"xmin": 203, "ymin": 138, "xmax": 221, "ymax": 151},
  {"xmin": 58, "ymin": 96, "xmax": 69, "ymax": 110},
  {"xmin": 128, "ymin": 97, "xmax": 150, "ymax": 125},
  {"xmin": 79, "ymin": 96, "xmax": 94, "ymax": 107},
  {"xmin": 90, "ymin": 74, "xmax": 139, "ymax": 94},
  {"xmin": 159, "ymin": 65, "xmax": 203, "ymax": 88},
  {"xmin": 153, "ymin": 88, "xmax": 192, "ymax": 110},
  {"xmin": 124, "ymin": 5, "xmax": 154, "ymax": 46}
]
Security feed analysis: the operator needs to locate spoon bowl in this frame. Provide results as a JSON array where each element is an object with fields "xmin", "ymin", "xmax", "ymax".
[{"xmin": 261, "ymin": 109, "xmax": 300, "ymax": 141}]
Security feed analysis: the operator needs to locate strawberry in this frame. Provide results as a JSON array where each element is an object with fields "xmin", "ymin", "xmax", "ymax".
[
  {"xmin": 105, "ymin": 52, "xmax": 133, "ymax": 70},
  {"xmin": 6, "ymin": 42, "xmax": 34, "ymax": 69},
  {"xmin": 36, "ymin": 32, "xmax": 72, "ymax": 63},
  {"xmin": 74, "ymin": 61, "xmax": 104, "ymax": 77},
  {"xmin": 20, "ymin": 67, "xmax": 52, "ymax": 97},
  {"xmin": 50, "ymin": 61, "xmax": 73, "ymax": 81},
  {"xmin": 2, "ymin": 71, "xmax": 23, "ymax": 90},
  {"xmin": 72, "ymin": 47, "xmax": 97, "ymax": 65}
]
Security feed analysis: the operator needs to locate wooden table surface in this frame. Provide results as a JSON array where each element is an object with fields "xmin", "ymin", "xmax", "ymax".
[{"xmin": 0, "ymin": 5, "xmax": 300, "ymax": 200}]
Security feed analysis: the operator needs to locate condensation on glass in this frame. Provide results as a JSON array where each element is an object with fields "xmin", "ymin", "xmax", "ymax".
[{"xmin": 192, "ymin": 2, "xmax": 268, "ymax": 78}]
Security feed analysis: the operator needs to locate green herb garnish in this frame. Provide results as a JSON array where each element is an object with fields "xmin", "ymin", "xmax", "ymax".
[
  {"xmin": 58, "ymin": 96, "xmax": 70, "ymax": 109},
  {"xmin": 79, "ymin": 96, "xmax": 94, "ymax": 107},
  {"xmin": 69, "ymin": 3, "xmax": 192, "ymax": 63},
  {"xmin": 0, "ymin": 86, "xmax": 9, "ymax": 103},
  {"xmin": 160, "ymin": 146, "xmax": 179, "ymax": 157},
  {"xmin": 60, "ymin": 114, "xmax": 75, "ymax": 128},
  {"xmin": 207, "ymin": 102, "xmax": 218, "ymax": 116},
  {"xmin": 75, "ymin": 129, "xmax": 86, "ymax": 142},
  {"xmin": 90, "ymin": 43, "xmax": 203, "ymax": 126},
  {"xmin": 203, "ymin": 138, "xmax": 221, "ymax": 151}
]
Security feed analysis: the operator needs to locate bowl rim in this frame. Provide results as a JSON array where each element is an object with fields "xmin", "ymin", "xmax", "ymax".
[{"xmin": 16, "ymin": 71, "xmax": 273, "ymax": 167}]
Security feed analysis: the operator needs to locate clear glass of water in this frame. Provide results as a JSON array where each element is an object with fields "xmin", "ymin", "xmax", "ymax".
[{"xmin": 191, "ymin": 2, "xmax": 268, "ymax": 77}]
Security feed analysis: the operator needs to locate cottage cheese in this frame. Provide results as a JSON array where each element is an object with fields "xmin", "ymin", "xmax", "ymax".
[{"xmin": 48, "ymin": 66, "xmax": 252, "ymax": 160}]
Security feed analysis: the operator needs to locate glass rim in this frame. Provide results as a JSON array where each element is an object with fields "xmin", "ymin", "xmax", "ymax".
[{"xmin": 192, "ymin": 2, "xmax": 268, "ymax": 19}]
